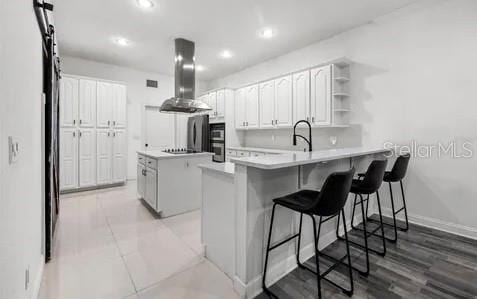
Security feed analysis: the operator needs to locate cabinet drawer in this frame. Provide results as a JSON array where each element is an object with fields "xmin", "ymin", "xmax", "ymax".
[
  {"xmin": 251, "ymin": 151, "xmax": 266, "ymax": 157},
  {"xmin": 227, "ymin": 150, "xmax": 237, "ymax": 157},
  {"xmin": 236, "ymin": 150, "xmax": 251, "ymax": 157},
  {"xmin": 138, "ymin": 154, "xmax": 146, "ymax": 165},
  {"xmin": 146, "ymin": 157, "xmax": 157, "ymax": 170}
]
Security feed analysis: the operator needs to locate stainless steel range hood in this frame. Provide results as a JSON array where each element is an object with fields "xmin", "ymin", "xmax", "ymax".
[{"xmin": 160, "ymin": 38, "xmax": 211, "ymax": 113}]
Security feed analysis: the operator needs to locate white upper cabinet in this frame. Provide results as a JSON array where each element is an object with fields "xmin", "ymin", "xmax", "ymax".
[
  {"xmin": 112, "ymin": 129, "xmax": 127, "ymax": 183},
  {"xmin": 208, "ymin": 92, "xmax": 217, "ymax": 118},
  {"xmin": 245, "ymin": 84, "xmax": 259, "ymax": 128},
  {"xmin": 78, "ymin": 128, "xmax": 96, "ymax": 187},
  {"xmin": 60, "ymin": 77, "xmax": 79, "ymax": 127},
  {"xmin": 274, "ymin": 75, "xmax": 293, "ymax": 127},
  {"xmin": 259, "ymin": 80, "xmax": 275, "ymax": 128},
  {"xmin": 60, "ymin": 128, "xmax": 78, "ymax": 190},
  {"xmin": 310, "ymin": 65, "xmax": 332, "ymax": 126},
  {"xmin": 97, "ymin": 82, "xmax": 113, "ymax": 128},
  {"xmin": 216, "ymin": 89, "xmax": 225, "ymax": 118},
  {"xmin": 293, "ymin": 70, "xmax": 310, "ymax": 123},
  {"xmin": 112, "ymin": 84, "xmax": 127, "ymax": 128},
  {"xmin": 235, "ymin": 88, "xmax": 246, "ymax": 129},
  {"xmin": 79, "ymin": 79, "xmax": 97, "ymax": 127},
  {"xmin": 96, "ymin": 129, "xmax": 113, "ymax": 185}
]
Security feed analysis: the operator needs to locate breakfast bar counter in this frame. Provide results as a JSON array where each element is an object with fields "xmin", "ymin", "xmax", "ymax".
[{"xmin": 200, "ymin": 146, "xmax": 391, "ymax": 298}]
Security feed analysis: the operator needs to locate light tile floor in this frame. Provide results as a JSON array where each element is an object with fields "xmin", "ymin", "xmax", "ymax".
[{"xmin": 39, "ymin": 182, "xmax": 239, "ymax": 299}]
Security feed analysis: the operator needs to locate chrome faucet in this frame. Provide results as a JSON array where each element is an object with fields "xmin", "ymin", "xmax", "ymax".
[{"xmin": 293, "ymin": 120, "xmax": 312, "ymax": 152}]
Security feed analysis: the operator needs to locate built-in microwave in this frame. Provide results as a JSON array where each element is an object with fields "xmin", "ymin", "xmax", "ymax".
[{"xmin": 209, "ymin": 123, "xmax": 225, "ymax": 162}]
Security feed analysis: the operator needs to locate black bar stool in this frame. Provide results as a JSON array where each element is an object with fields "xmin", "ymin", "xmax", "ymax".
[
  {"xmin": 336, "ymin": 159, "xmax": 387, "ymax": 276},
  {"xmin": 367, "ymin": 154, "xmax": 410, "ymax": 242},
  {"xmin": 262, "ymin": 168, "xmax": 355, "ymax": 299}
]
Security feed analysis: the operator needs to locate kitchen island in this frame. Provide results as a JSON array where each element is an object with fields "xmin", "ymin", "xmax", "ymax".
[
  {"xmin": 199, "ymin": 146, "xmax": 391, "ymax": 298},
  {"xmin": 137, "ymin": 150, "xmax": 213, "ymax": 217}
]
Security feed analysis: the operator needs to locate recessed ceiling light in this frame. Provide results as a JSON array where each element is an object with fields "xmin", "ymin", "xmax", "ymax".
[
  {"xmin": 114, "ymin": 37, "xmax": 131, "ymax": 47},
  {"xmin": 259, "ymin": 27, "xmax": 275, "ymax": 39},
  {"xmin": 220, "ymin": 50, "xmax": 233, "ymax": 59},
  {"xmin": 136, "ymin": 0, "xmax": 154, "ymax": 9},
  {"xmin": 196, "ymin": 65, "xmax": 205, "ymax": 72}
]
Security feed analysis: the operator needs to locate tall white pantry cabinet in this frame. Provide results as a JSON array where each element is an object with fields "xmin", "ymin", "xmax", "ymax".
[{"xmin": 59, "ymin": 75, "xmax": 127, "ymax": 191}]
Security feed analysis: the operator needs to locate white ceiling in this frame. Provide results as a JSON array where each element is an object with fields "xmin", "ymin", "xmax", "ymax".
[{"xmin": 55, "ymin": 0, "xmax": 416, "ymax": 81}]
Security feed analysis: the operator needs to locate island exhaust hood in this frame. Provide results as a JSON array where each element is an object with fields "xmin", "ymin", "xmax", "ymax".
[{"xmin": 160, "ymin": 38, "xmax": 211, "ymax": 113}]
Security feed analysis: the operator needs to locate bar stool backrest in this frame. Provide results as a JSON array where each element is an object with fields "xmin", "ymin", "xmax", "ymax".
[
  {"xmin": 310, "ymin": 167, "xmax": 355, "ymax": 216},
  {"xmin": 360, "ymin": 160, "xmax": 388, "ymax": 193},
  {"xmin": 388, "ymin": 154, "xmax": 410, "ymax": 181}
]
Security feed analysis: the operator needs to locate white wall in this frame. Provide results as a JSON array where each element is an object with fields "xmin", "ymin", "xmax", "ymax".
[
  {"xmin": 0, "ymin": 0, "xmax": 44, "ymax": 297},
  {"xmin": 209, "ymin": 0, "xmax": 477, "ymax": 236},
  {"xmin": 61, "ymin": 56, "xmax": 207, "ymax": 180}
]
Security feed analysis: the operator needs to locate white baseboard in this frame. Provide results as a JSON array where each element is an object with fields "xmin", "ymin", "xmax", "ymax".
[
  {"xmin": 382, "ymin": 208, "xmax": 477, "ymax": 240},
  {"xmin": 235, "ymin": 217, "xmax": 360, "ymax": 298},
  {"xmin": 31, "ymin": 254, "xmax": 44, "ymax": 299}
]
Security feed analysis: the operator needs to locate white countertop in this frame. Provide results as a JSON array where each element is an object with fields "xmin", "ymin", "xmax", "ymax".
[
  {"xmin": 198, "ymin": 162, "xmax": 235, "ymax": 178},
  {"xmin": 227, "ymin": 146, "xmax": 295, "ymax": 154},
  {"xmin": 137, "ymin": 150, "xmax": 214, "ymax": 160},
  {"xmin": 230, "ymin": 146, "xmax": 391, "ymax": 170}
]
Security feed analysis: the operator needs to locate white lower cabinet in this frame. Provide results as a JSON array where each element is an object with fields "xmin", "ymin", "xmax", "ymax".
[
  {"xmin": 60, "ymin": 128, "xmax": 78, "ymax": 190},
  {"xmin": 78, "ymin": 128, "xmax": 96, "ymax": 187},
  {"xmin": 137, "ymin": 163, "xmax": 146, "ymax": 199},
  {"xmin": 96, "ymin": 129, "xmax": 113, "ymax": 185},
  {"xmin": 145, "ymin": 167, "xmax": 158, "ymax": 210},
  {"xmin": 112, "ymin": 129, "xmax": 127, "ymax": 183}
]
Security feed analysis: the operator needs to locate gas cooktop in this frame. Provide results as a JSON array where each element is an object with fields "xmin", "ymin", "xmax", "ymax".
[{"xmin": 162, "ymin": 148, "xmax": 198, "ymax": 155}]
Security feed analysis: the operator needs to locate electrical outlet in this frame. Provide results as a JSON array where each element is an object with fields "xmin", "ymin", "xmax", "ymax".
[{"xmin": 8, "ymin": 136, "xmax": 19, "ymax": 164}]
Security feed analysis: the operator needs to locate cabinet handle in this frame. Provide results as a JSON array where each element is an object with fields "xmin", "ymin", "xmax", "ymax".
[
  {"xmin": 108, "ymin": 120, "xmax": 110, "ymax": 125},
  {"xmin": 79, "ymin": 131, "xmax": 82, "ymax": 137},
  {"xmin": 79, "ymin": 119, "xmax": 82, "ymax": 125},
  {"xmin": 113, "ymin": 120, "xmax": 116, "ymax": 126},
  {"xmin": 113, "ymin": 132, "xmax": 116, "ymax": 137},
  {"xmin": 312, "ymin": 117, "xmax": 315, "ymax": 122},
  {"xmin": 108, "ymin": 132, "xmax": 110, "ymax": 137},
  {"xmin": 73, "ymin": 131, "xmax": 76, "ymax": 137},
  {"xmin": 73, "ymin": 119, "xmax": 76, "ymax": 125}
]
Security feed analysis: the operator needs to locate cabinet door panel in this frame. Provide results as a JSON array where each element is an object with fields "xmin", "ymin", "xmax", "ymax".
[
  {"xmin": 97, "ymin": 82, "xmax": 113, "ymax": 128},
  {"xmin": 275, "ymin": 75, "xmax": 293, "ymax": 127},
  {"xmin": 216, "ymin": 89, "xmax": 225, "ymax": 118},
  {"xmin": 145, "ymin": 168, "xmax": 157, "ymax": 210},
  {"xmin": 60, "ymin": 128, "xmax": 78, "ymax": 190},
  {"xmin": 259, "ymin": 80, "xmax": 275, "ymax": 128},
  {"xmin": 112, "ymin": 130, "xmax": 127, "ymax": 183},
  {"xmin": 245, "ymin": 85, "xmax": 259, "ymax": 128},
  {"xmin": 96, "ymin": 129, "xmax": 112, "ymax": 185},
  {"xmin": 234, "ymin": 88, "xmax": 246, "ymax": 129},
  {"xmin": 112, "ymin": 84, "xmax": 127, "ymax": 128},
  {"xmin": 60, "ymin": 77, "xmax": 79, "ymax": 127},
  {"xmin": 79, "ymin": 79, "xmax": 97, "ymax": 127},
  {"xmin": 137, "ymin": 164, "xmax": 146, "ymax": 199},
  {"xmin": 79, "ymin": 129, "xmax": 96, "ymax": 187},
  {"xmin": 293, "ymin": 71, "xmax": 310, "ymax": 123},
  {"xmin": 310, "ymin": 65, "xmax": 332, "ymax": 126}
]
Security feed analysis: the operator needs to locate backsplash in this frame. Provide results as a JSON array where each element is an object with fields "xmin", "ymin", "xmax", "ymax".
[{"xmin": 240, "ymin": 126, "xmax": 362, "ymax": 151}]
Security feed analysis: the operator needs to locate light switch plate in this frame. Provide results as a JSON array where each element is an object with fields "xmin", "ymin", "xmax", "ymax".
[{"xmin": 8, "ymin": 136, "xmax": 19, "ymax": 164}]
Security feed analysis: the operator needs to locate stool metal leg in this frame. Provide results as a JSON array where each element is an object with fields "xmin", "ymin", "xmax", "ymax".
[
  {"xmin": 341, "ymin": 209, "xmax": 354, "ymax": 296},
  {"xmin": 262, "ymin": 203, "xmax": 278, "ymax": 298},
  {"xmin": 310, "ymin": 214, "xmax": 322, "ymax": 299},
  {"xmin": 296, "ymin": 213, "xmax": 304, "ymax": 266},
  {"xmin": 336, "ymin": 194, "xmax": 369, "ymax": 276},
  {"xmin": 400, "ymin": 180, "xmax": 410, "ymax": 231},
  {"xmin": 375, "ymin": 191, "xmax": 387, "ymax": 256},
  {"xmin": 388, "ymin": 182, "xmax": 398, "ymax": 242}
]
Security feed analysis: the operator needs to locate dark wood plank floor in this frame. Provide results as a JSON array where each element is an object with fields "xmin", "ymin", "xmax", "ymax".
[{"xmin": 257, "ymin": 216, "xmax": 477, "ymax": 299}]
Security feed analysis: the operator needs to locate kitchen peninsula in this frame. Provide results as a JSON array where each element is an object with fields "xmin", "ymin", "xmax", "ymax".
[{"xmin": 199, "ymin": 146, "xmax": 391, "ymax": 298}]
